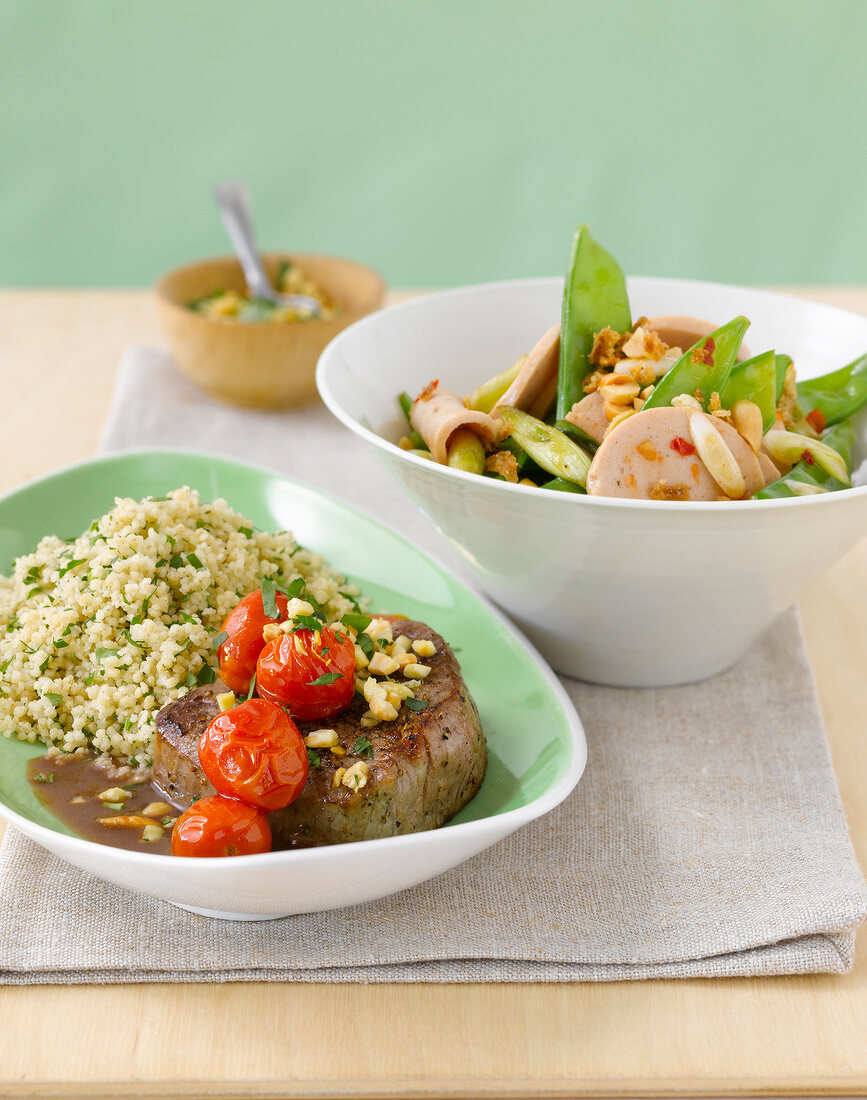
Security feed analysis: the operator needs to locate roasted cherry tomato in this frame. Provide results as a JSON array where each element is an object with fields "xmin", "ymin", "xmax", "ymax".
[
  {"xmin": 217, "ymin": 589, "xmax": 289, "ymax": 694},
  {"xmin": 256, "ymin": 626, "xmax": 355, "ymax": 720},
  {"xmin": 198, "ymin": 697, "xmax": 308, "ymax": 811},
  {"xmin": 171, "ymin": 795, "xmax": 271, "ymax": 858}
]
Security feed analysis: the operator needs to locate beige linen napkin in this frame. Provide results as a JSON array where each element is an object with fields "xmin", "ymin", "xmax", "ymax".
[{"xmin": 0, "ymin": 347, "xmax": 865, "ymax": 984}]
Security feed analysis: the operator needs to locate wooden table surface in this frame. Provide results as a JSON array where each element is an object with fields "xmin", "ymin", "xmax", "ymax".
[{"xmin": 0, "ymin": 288, "xmax": 866, "ymax": 1099}]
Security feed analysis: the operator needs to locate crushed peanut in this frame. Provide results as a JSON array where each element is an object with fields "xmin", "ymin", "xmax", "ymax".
[
  {"xmin": 411, "ymin": 638, "xmax": 437, "ymax": 658},
  {"xmin": 285, "ymin": 598, "xmax": 314, "ymax": 619},
  {"xmin": 142, "ymin": 801, "xmax": 173, "ymax": 817},
  {"xmin": 216, "ymin": 691, "xmax": 236, "ymax": 712},
  {"xmin": 97, "ymin": 787, "xmax": 132, "ymax": 803},
  {"xmin": 484, "ymin": 451, "xmax": 519, "ymax": 482},
  {"xmin": 304, "ymin": 729, "xmax": 339, "ymax": 748},
  {"xmin": 403, "ymin": 662, "xmax": 431, "ymax": 680},
  {"xmin": 342, "ymin": 761, "xmax": 370, "ymax": 791},
  {"xmin": 368, "ymin": 651, "xmax": 400, "ymax": 676}
]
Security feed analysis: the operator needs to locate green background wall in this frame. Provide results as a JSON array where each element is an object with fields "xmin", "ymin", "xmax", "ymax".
[{"xmin": 1, "ymin": 0, "xmax": 865, "ymax": 289}]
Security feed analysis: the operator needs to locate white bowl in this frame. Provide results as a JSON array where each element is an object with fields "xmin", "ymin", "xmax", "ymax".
[{"xmin": 317, "ymin": 276, "xmax": 867, "ymax": 687}]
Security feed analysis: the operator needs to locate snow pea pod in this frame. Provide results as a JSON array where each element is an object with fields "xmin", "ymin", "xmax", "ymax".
[
  {"xmin": 498, "ymin": 406, "xmax": 592, "ymax": 487},
  {"xmin": 641, "ymin": 316, "xmax": 750, "ymax": 412},
  {"xmin": 720, "ymin": 349, "xmax": 777, "ymax": 431},
  {"xmin": 554, "ymin": 418, "xmax": 600, "ymax": 454},
  {"xmin": 754, "ymin": 420, "xmax": 854, "ymax": 499},
  {"xmin": 796, "ymin": 351, "xmax": 867, "ymax": 426},
  {"xmin": 556, "ymin": 225, "xmax": 631, "ymax": 421},
  {"xmin": 398, "ymin": 392, "xmax": 427, "ymax": 450},
  {"xmin": 542, "ymin": 477, "xmax": 586, "ymax": 494},
  {"xmin": 774, "ymin": 353, "xmax": 792, "ymax": 404}
]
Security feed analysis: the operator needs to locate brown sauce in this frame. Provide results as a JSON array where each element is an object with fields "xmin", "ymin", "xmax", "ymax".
[{"xmin": 27, "ymin": 752, "xmax": 183, "ymax": 855}]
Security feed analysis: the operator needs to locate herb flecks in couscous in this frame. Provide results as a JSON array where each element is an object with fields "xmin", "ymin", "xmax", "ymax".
[{"xmin": 0, "ymin": 488, "xmax": 358, "ymax": 764}]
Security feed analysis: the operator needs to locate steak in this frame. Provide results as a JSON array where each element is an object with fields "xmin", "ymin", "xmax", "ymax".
[{"xmin": 152, "ymin": 618, "xmax": 486, "ymax": 847}]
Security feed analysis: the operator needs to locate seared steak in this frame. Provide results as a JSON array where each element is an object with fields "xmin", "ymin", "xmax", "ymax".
[{"xmin": 152, "ymin": 618, "xmax": 486, "ymax": 847}]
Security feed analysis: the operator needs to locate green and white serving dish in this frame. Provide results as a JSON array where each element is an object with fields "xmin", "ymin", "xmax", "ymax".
[{"xmin": 0, "ymin": 450, "xmax": 586, "ymax": 919}]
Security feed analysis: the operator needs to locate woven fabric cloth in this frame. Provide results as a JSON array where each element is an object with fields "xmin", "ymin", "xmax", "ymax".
[{"xmin": 1, "ymin": 347, "xmax": 864, "ymax": 984}]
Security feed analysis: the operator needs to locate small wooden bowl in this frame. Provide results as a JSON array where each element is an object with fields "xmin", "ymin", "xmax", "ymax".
[{"xmin": 155, "ymin": 253, "xmax": 385, "ymax": 408}]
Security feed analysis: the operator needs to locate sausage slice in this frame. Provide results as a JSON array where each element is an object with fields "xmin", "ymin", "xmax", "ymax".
[{"xmin": 586, "ymin": 406, "xmax": 764, "ymax": 500}]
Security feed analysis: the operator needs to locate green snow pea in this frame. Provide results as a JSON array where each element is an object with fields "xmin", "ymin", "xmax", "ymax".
[
  {"xmin": 541, "ymin": 477, "xmax": 586, "ymax": 494},
  {"xmin": 553, "ymin": 418, "xmax": 600, "ymax": 454},
  {"xmin": 556, "ymin": 225, "xmax": 631, "ymax": 421},
  {"xmin": 719, "ymin": 349, "xmax": 777, "ymax": 431},
  {"xmin": 642, "ymin": 316, "xmax": 750, "ymax": 412},
  {"xmin": 774, "ymin": 353, "xmax": 792, "ymax": 405},
  {"xmin": 755, "ymin": 420, "xmax": 855, "ymax": 499},
  {"xmin": 498, "ymin": 407, "xmax": 593, "ymax": 487},
  {"xmin": 796, "ymin": 351, "xmax": 867, "ymax": 427},
  {"xmin": 398, "ymin": 391, "xmax": 427, "ymax": 450}
]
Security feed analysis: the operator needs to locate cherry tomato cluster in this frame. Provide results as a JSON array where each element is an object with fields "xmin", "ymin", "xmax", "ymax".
[{"xmin": 172, "ymin": 585, "xmax": 356, "ymax": 859}]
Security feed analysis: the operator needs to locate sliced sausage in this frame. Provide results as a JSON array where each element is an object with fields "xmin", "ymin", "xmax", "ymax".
[
  {"xmin": 410, "ymin": 386, "xmax": 500, "ymax": 465},
  {"xmin": 564, "ymin": 391, "xmax": 609, "ymax": 444},
  {"xmin": 645, "ymin": 315, "xmax": 751, "ymax": 363},
  {"xmin": 586, "ymin": 406, "xmax": 764, "ymax": 501},
  {"xmin": 492, "ymin": 325, "xmax": 559, "ymax": 421},
  {"xmin": 758, "ymin": 451, "xmax": 782, "ymax": 487}
]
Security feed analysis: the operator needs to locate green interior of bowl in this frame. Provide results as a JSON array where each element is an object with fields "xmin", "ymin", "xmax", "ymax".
[{"xmin": 0, "ymin": 450, "xmax": 580, "ymax": 840}]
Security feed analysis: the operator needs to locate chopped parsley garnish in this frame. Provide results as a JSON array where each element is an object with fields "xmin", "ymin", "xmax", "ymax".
[
  {"xmin": 260, "ymin": 576, "xmax": 279, "ymax": 618},
  {"xmin": 352, "ymin": 735, "xmax": 373, "ymax": 757},
  {"xmin": 122, "ymin": 629, "xmax": 148, "ymax": 650},
  {"xmin": 292, "ymin": 614, "xmax": 323, "ymax": 633},
  {"xmin": 211, "ymin": 630, "xmax": 228, "ymax": 650},
  {"xmin": 94, "ymin": 647, "xmax": 118, "ymax": 664},
  {"xmin": 306, "ymin": 748, "xmax": 321, "ymax": 768},
  {"xmin": 245, "ymin": 672, "xmax": 257, "ymax": 701},
  {"xmin": 404, "ymin": 697, "xmax": 430, "ymax": 712},
  {"xmin": 196, "ymin": 664, "xmax": 216, "ymax": 686},
  {"xmin": 33, "ymin": 772, "xmax": 55, "ymax": 784},
  {"xmin": 238, "ymin": 526, "xmax": 254, "ymax": 539},
  {"xmin": 187, "ymin": 552, "xmax": 205, "ymax": 571},
  {"xmin": 356, "ymin": 632, "xmax": 374, "ymax": 658},
  {"xmin": 169, "ymin": 554, "xmax": 185, "ymax": 569},
  {"xmin": 342, "ymin": 612, "xmax": 372, "ymax": 633},
  {"xmin": 58, "ymin": 558, "xmax": 86, "ymax": 578},
  {"xmin": 285, "ymin": 577, "xmax": 306, "ymax": 598},
  {"xmin": 0, "ymin": 657, "xmax": 12, "ymax": 674},
  {"xmin": 307, "ymin": 672, "xmax": 343, "ymax": 687},
  {"xmin": 43, "ymin": 693, "xmax": 62, "ymax": 707},
  {"xmin": 53, "ymin": 639, "xmax": 69, "ymax": 650}
]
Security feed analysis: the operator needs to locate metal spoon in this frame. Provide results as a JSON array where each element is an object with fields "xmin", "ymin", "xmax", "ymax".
[{"xmin": 212, "ymin": 179, "xmax": 321, "ymax": 316}]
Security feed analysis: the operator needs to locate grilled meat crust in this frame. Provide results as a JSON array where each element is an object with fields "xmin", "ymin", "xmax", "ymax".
[{"xmin": 152, "ymin": 618, "xmax": 486, "ymax": 847}]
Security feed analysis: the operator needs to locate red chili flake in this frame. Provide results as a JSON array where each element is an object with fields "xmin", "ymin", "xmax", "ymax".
[
  {"xmin": 416, "ymin": 379, "xmax": 439, "ymax": 402},
  {"xmin": 690, "ymin": 337, "xmax": 715, "ymax": 367},
  {"xmin": 805, "ymin": 408, "xmax": 827, "ymax": 433},
  {"xmin": 801, "ymin": 450, "xmax": 815, "ymax": 466},
  {"xmin": 670, "ymin": 436, "xmax": 696, "ymax": 456}
]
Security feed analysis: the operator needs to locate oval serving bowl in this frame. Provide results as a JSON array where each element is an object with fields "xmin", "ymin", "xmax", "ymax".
[
  {"xmin": 155, "ymin": 252, "xmax": 385, "ymax": 409},
  {"xmin": 317, "ymin": 276, "xmax": 867, "ymax": 687},
  {"xmin": 0, "ymin": 450, "xmax": 585, "ymax": 920}
]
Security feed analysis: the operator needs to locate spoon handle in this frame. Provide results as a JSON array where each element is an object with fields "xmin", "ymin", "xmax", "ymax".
[{"xmin": 212, "ymin": 180, "xmax": 277, "ymax": 303}]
